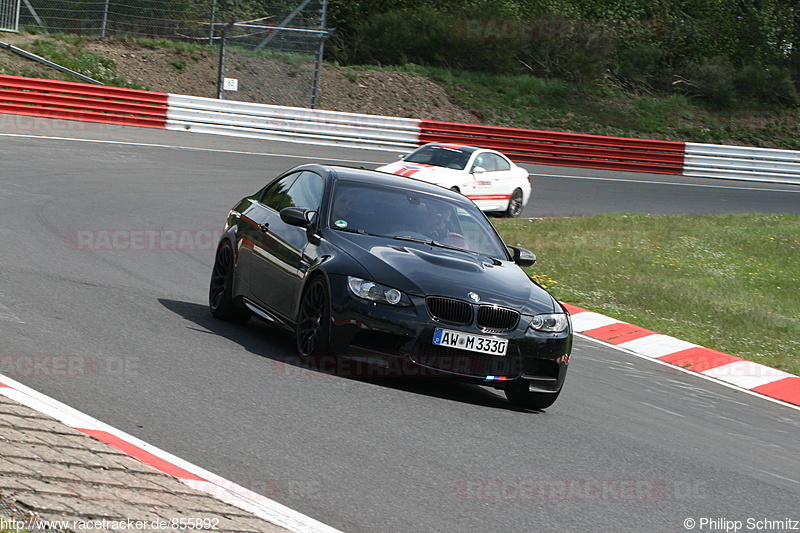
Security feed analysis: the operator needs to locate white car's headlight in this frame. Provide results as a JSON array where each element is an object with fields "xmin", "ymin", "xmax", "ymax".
[
  {"xmin": 528, "ymin": 313, "xmax": 570, "ymax": 332},
  {"xmin": 347, "ymin": 277, "xmax": 410, "ymax": 306}
]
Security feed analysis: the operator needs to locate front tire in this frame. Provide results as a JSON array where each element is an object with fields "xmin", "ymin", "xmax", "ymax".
[
  {"xmin": 209, "ymin": 241, "xmax": 250, "ymax": 323},
  {"xmin": 296, "ymin": 277, "xmax": 331, "ymax": 357},
  {"xmin": 505, "ymin": 381, "xmax": 560, "ymax": 410},
  {"xmin": 505, "ymin": 188, "xmax": 524, "ymax": 218}
]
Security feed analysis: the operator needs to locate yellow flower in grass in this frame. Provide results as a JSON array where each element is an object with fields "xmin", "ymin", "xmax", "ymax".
[{"xmin": 530, "ymin": 274, "xmax": 559, "ymax": 289}]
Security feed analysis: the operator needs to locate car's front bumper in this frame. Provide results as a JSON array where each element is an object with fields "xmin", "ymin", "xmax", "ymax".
[{"xmin": 325, "ymin": 274, "xmax": 571, "ymax": 391}]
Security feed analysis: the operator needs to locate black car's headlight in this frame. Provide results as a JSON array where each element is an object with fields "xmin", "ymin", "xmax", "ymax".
[
  {"xmin": 528, "ymin": 313, "xmax": 570, "ymax": 333},
  {"xmin": 347, "ymin": 277, "xmax": 410, "ymax": 306}
]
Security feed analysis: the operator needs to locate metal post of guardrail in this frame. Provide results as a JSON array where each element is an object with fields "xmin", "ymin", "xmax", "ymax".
[
  {"xmin": 310, "ymin": 0, "xmax": 328, "ymax": 109},
  {"xmin": 100, "ymin": 0, "xmax": 109, "ymax": 38},
  {"xmin": 216, "ymin": 19, "xmax": 235, "ymax": 100},
  {"xmin": 208, "ymin": 0, "xmax": 217, "ymax": 45}
]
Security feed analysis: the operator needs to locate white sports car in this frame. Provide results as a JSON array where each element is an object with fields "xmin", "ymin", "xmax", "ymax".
[{"xmin": 376, "ymin": 143, "xmax": 531, "ymax": 217}]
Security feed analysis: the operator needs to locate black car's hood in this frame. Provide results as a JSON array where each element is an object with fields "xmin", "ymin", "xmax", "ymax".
[{"xmin": 327, "ymin": 231, "xmax": 557, "ymax": 314}]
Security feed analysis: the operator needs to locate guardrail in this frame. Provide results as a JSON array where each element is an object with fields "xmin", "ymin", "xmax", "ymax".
[
  {"xmin": 3, "ymin": 74, "xmax": 800, "ymax": 184},
  {"xmin": 0, "ymin": 74, "xmax": 168, "ymax": 128},
  {"xmin": 684, "ymin": 143, "xmax": 800, "ymax": 185},
  {"xmin": 419, "ymin": 120, "xmax": 686, "ymax": 175},
  {"xmin": 166, "ymin": 94, "xmax": 420, "ymax": 152}
]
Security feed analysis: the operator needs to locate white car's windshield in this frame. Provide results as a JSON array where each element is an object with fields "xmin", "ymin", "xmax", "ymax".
[
  {"xmin": 329, "ymin": 182, "xmax": 508, "ymax": 260},
  {"xmin": 403, "ymin": 145, "xmax": 472, "ymax": 170}
]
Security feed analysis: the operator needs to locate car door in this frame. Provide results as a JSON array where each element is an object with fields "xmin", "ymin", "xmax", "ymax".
[
  {"xmin": 474, "ymin": 152, "xmax": 517, "ymax": 200},
  {"xmin": 250, "ymin": 171, "xmax": 324, "ymax": 320},
  {"xmin": 234, "ymin": 173, "xmax": 298, "ymax": 297},
  {"xmin": 486, "ymin": 153, "xmax": 518, "ymax": 198},
  {"xmin": 467, "ymin": 152, "xmax": 500, "ymax": 199}
]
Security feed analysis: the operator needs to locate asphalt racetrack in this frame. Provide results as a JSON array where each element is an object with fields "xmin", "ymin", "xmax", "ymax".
[{"xmin": 1, "ymin": 117, "xmax": 799, "ymax": 532}]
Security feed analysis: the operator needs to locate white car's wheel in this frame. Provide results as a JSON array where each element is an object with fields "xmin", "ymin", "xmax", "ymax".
[{"xmin": 505, "ymin": 188, "xmax": 525, "ymax": 218}]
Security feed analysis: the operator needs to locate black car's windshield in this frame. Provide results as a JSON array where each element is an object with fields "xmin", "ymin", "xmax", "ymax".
[
  {"xmin": 403, "ymin": 144, "xmax": 473, "ymax": 170},
  {"xmin": 329, "ymin": 181, "xmax": 508, "ymax": 259}
]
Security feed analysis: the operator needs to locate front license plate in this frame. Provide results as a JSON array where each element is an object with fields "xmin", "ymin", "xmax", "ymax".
[{"xmin": 433, "ymin": 328, "xmax": 508, "ymax": 356}]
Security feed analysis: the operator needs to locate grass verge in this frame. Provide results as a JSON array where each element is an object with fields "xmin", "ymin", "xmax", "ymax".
[
  {"xmin": 495, "ymin": 214, "xmax": 800, "ymax": 375},
  {"xmin": 0, "ymin": 34, "xmax": 145, "ymax": 89}
]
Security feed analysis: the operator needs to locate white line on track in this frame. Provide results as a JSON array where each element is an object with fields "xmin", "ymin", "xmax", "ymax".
[
  {"xmin": 740, "ymin": 464, "xmax": 800, "ymax": 485},
  {"xmin": 3, "ymin": 132, "xmax": 800, "ymax": 194},
  {"xmin": 531, "ymin": 172, "xmax": 800, "ymax": 194},
  {"xmin": 0, "ymin": 132, "xmax": 380, "ymax": 165},
  {"xmin": 640, "ymin": 401, "xmax": 686, "ymax": 418}
]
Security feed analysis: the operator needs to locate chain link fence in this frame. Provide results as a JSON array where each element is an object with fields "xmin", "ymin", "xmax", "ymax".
[{"xmin": 16, "ymin": 0, "xmax": 329, "ymax": 108}]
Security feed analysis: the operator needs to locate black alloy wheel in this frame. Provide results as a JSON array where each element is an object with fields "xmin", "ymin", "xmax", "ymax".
[
  {"xmin": 505, "ymin": 188, "xmax": 524, "ymax": 218},
  {"xmin": 209, "ymin": 241, "xmax": 250, "ymax": 323},
  {"xmin": 296, "ymin": 277, "xmax": 331, "ymax": 357}
]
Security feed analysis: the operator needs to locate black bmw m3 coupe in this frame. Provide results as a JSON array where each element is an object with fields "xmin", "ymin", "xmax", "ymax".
[{"xmin": 209, "ymin": 164, "xmax": 572, "ymax": 409}]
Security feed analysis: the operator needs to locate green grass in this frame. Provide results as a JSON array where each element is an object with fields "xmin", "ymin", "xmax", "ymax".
[
  {"xmin": 24, "ymin": 38, "xmax": 146, "ymax": 89},
  {"xmin": 495, "ymin": 214, "xmax": 800, "ymax": 375},
  {"xmin": 114, "ymin": 36, "xmax": 207, "ymax": 54},
  {"xmin": 170, "ymin": 59, "xmax": 187, "ymax": 73}
]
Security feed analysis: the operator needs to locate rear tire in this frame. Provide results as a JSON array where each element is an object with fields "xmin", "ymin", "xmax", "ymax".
[
  {"xmin": 209, "ymin": 241, "xmax": 250, "ymax": 323},
  {"xmin": 505, "ymin": 188, "xmax": 524, "ymax": 218},
  {"xmin": 505, "ymin": 381, "xmax": 560, "ymax": 410},
  {"xmin": 296, "ymin": 277, "xmax": 331, "ymax": 357}
]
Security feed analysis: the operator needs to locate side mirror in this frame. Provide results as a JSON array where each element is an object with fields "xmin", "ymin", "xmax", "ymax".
[
  {"xmin": 508, "ymin": 245, "xmax": 536, "ymax": 267},
  {"xmin": 471, "ymin": 166, "xmax": 486, "ymax": 174},
  {"xmin": 280, "ymin": 207, "xmax": 316, "ymax": 228},
  {"xmin": 398, "ymin": 154, "xmax": 406, "ymax": 160}
]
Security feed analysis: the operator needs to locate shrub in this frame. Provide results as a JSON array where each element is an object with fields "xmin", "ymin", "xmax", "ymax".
[
  {"xmin": 677, "ymin": 57, "xmax": 738, "ymax": 108},
  {"xmin": 337, "ymin": 7, "xmax": 525, "ymax": 74},
  {"xmin": 610, "ymin": 44, "xmax": 665, "ymax": 90},
  {"xmin": 735, "ymin": 64, "xmax": 799, "ymax": 105}
]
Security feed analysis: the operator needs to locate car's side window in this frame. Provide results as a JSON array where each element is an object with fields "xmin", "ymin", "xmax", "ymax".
[
  {"xmin": 280, "ymin": 171, "xmax": 324, "ymax": 211},
  {"xmin": 489, "ymin": 153, "xmax": 511, "ymax": 171},
  {"xmin": 259, "ymin": 173, "xmax": 299, "ymax": 210}
]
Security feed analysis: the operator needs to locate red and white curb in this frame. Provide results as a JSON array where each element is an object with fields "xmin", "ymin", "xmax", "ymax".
[
  {"xmin": 564, "ymin": 303, "xmax": 800, "ymax": 407},
  {"xmin": 0, "ymin": 374, "xmax": 342, "ymax": 533}
]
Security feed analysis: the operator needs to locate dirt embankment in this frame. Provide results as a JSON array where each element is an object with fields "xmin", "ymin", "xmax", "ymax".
[{"xmin": 0, "ymin": 32, "xmax": 478, "ymax": 123}]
